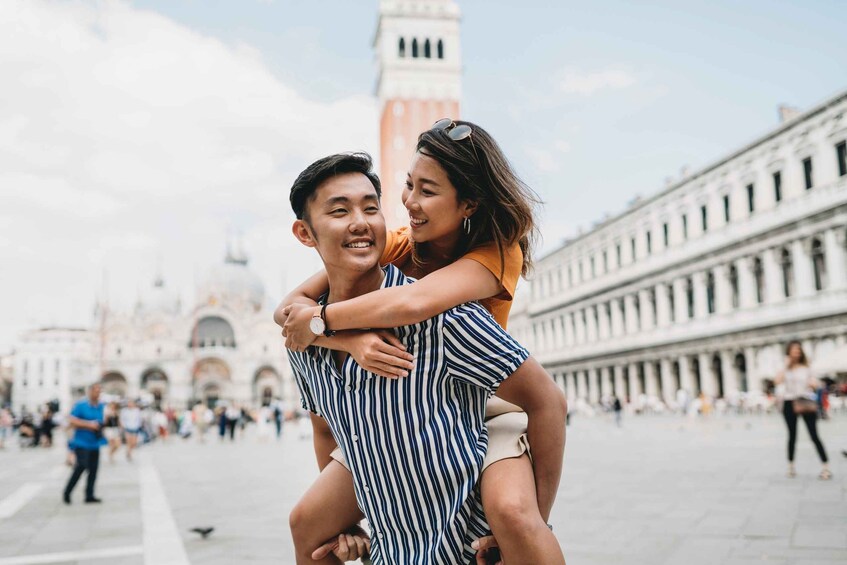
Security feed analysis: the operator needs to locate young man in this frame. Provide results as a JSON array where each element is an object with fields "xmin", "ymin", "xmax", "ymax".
[
  {"xmin": 63, "ymin": 383, "xmax": 106, "ymax": 504},
  {"xmin": 286, "ymin": 153, "xmax": 566, "ymax": 564}
]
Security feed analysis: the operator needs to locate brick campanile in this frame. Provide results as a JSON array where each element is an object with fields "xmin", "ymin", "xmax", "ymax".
[{"xmin": 374, "ymin": 0, "xmax": 463, "ymax": 228}]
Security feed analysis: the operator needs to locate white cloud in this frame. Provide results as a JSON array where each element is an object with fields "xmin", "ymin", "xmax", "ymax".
[
  {"xmin": 0, "ymin": 0, "xmax": 377, "ymax": 349},
  {"xmin": 559, "ymin": 69, "xmax": 637, "ymax": 96}
]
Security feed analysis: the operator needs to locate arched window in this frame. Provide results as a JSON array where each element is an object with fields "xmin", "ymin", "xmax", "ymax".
[
  {"xmin": 780, "ymin": 248, "xmax": 794, "ymax": 298},
  {"xmin": 437, "ymin": 39, "xmax": 444, "ymax": 59},
  {"xmin": 811, "ymin": 238, "xmax": 826, "ymax": 290},
  {"xmin": 398, "ymin": 37, "xmax": 405, "ymax": 58},
  {"xmin": 412, "ymin": 38, "xmax": 419, "ymax": 58},
  {"xmin": 753, "ymin": 257, "xmax": 765, "ymax": 304},
  {"xmin": 424, "ymin": 38, "xmax": 431, "ymax": 58},
  {"xmin": 686, "ymin": 277, "xmax": 694, "ymax": 319},
  {"xmin": 191, "ymin": 316, "xmax": 236, "ymax": 349},
  {"xmin": 706, "ymin": 271, "xmax": 715, "ymax": 314},
  {"xmin": 729, "ymin": 264, "xmax": 739, "ymax": 308}
]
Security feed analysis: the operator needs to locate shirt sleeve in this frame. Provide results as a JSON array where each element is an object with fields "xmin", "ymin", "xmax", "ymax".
[
  {"xmin": 442, "ymin": 302, "xmax": 529, "ymax": 392},
  {"xmin": 462, "ymin": 241, "xmax": 523, "ymax": 300},
  {"xmin": 71, "ymin": 402, "xmax": 84, "ymax": 419},
  {"xmin": 287, "ymin": 351, "xmax": 319, "ymax": 414},
  {"xmin": 380, "ymin": 227, "xmax": 413, "ymax": 266}
]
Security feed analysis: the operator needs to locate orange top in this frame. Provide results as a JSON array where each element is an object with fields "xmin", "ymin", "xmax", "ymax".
[{"xmin": 380, "ymin": 227, "xmax": 522, "ymax": 329}]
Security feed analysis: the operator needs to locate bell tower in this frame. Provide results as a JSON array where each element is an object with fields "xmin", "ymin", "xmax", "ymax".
[{"xmin": 374, "ymin": 0, "xmax": 462, "ymax": 227}]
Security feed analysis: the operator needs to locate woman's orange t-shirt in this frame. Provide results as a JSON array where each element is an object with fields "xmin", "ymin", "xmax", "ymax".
[{"xmin": 380, "ymin": 227, "xmax": 522, "ymax": 329}]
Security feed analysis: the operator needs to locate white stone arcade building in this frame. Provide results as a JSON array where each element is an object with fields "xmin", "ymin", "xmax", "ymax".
[{"xmin": 509, "ymin": 89, "xmax": 847, "ymax": 408}]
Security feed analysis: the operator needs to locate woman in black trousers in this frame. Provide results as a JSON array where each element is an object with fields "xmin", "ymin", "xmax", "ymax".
[{"xmin": 775, "ymin": 341, "xmax": 831, "ymax": 480}]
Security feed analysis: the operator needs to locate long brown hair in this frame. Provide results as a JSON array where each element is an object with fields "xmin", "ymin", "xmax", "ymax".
[
  {"xmin": 785, "ymin": 340, "xmax": 809, "ymax": 367},
  {"xmin": 412, "ymin": 120, "xmax": 541, "ymax": 278}
]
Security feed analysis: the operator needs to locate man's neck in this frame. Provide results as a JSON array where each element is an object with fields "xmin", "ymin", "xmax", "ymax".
[{"xmin": 326, "ymin": 265, "xmax": 385, "ymax": 303}]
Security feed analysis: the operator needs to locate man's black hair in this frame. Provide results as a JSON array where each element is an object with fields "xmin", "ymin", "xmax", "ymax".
[{"xmin": 290, "ymin": 152, "xmax": 381, "ymax": 220}]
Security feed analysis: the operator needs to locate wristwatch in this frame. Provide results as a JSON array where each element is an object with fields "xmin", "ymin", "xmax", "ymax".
[{"xmin": 309, "ymin": 303, "xmax": 336, "ymax": 337}]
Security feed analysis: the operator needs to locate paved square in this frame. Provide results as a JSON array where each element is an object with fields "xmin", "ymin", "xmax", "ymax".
[{"xmin": 0, "ymin": 412, "xmax": 845, "ymax": 564}]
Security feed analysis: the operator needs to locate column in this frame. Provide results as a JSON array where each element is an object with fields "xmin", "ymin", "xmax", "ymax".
[
  {"xmin": 644, "ymin": 362, "xmax": 659, "ymax": 398},
  {"xmin": 655, "ymin": 282, "xmax": 671, "ymax": 327},
  {"xmin": 824, "ymin": 228, "xmax": 847, "ymax": 291},
  {"xmin": 624, "ymin": 294, "xmax": 638, "ymax": 334},
  {"xmin": 698, "ymin": 352, "xmax": 716, "ymax": 397},
  {"xmin": 598, "ymin": 303, "xmax": 611, "ymax": 341},
  {"xmin": 564, "ymin": 313, "xmax": 575, "ymax": 347},
  {"xmin": 674, "ymin": 277, "xmax": 689, "ymax": 322},
  {"xmin": 678, "ymin": 355, "xmax": 694, "ymax": 394},
  {"xmin": 588, "ymin": 368, "xmax": 600, "ymax": 404},
  {"xmin": 576, "ymin": 370, "xmax": 588, "ymax": 400},
  {"xmin": 628, "ymin": 362, "xmax": 641, "ymax": 399},
  {"xmin": 566, "ymin": 373, "xmax": 577, "ymax": 403},
  {"xmin": 762, "ymin": 247, "xmax": 783, "ymax": 304},
  {"xmin": 600, "ymin": 367, "xmax": 613, "ymax": 398},
  {"xmin": 719, "ymin": 350, "xmax": 738, "ymax": 397},
  {"xmin": 611, "ymin": 299, "xmax": 624, "ymax": 336},
  {"xmin": 613, "ymin": 365, "xmax": 626, "ymax": 400},
  {"xmin": 713, "ymin": 264, "xmax": 732, "ymax": 314},
  {"xmin": 660, "ymin": 358, "xmax": 674, "ymax": 404},
  {"xmin": 553, "ymin": 317, "xmax": 565, "ymax": 349},
  {"xmin": 638, "ymin": 289, "xmax": 654, "ymax": 331},
  {"xmin": 743, "ymin": 346, "xmax": 757, "ymax": 393},
  {"xmin": 791, "ymin": 238, "xmax": 815, "ymax": 297},
  {"xmin": 575, "ymin": 311, "xmax": 586, "ymax": 344},
  {"xmin": 586, "ymin": 306, "xmax": 598, "ymax": 344},
  {"xmin": 692, "ymin": 271, "xmax": 708, "ymax": 319},
  {"xmin": 736, "ymin": 256, "xmax": 756, "ymax": 309}
]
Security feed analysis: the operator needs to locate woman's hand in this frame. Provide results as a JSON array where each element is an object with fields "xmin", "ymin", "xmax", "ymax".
[
  {"xmin": 281, "ymin": 303, "xmax": 321, "ymax": 351},
  {"xmin": 311, "ymin": 525, "xmax": 371, "ymax": 562},
  {"xmin": 346, "ymin": 330, "xmax": 415, "ymax": 379},
  {"xmin": 473, "ymin": 535, "xmax": 504, "ymax": 565}
]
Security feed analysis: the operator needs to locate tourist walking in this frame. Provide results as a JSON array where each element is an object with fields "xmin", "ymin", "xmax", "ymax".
[
  {"xmin": 613, "ymin": 396, "xmax": 623, "ymax": 427},
  {"xmin": 63, "ymin": 383, "xmax": 106, "ymax": 504},
  {"xmin": 120, "ymin": 399, "xmax": 142, "ymax": 462},
  {"xmin": 775, "ymin": 340, "xmax": 831, "ymax": 480},
  {"xmin": 103, "ymin": 402, "xmax": 121, "ymax": 463},
  {"xmin": 225, "ymin": 405, "xmax": 240, "ymax": 441},
  {"xmin": 0, "ymin": 406, "xmax": 12, "ymax": 449}
]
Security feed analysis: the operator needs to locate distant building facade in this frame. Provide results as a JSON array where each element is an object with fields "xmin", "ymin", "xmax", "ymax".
[
  {"xmin": 375, "ymin": 0, "xmax": 462, "ymax": 227},
  {"xmin": 11, "ymin": 244, "xmax": 293, "ymax": 413},
  {"xmin": 510, "ymin": 90, "xmax": 847, "ymax": 406}
]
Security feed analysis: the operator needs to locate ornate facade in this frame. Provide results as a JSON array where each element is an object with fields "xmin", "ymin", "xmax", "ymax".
[
  {"xmin": 510, "ymin": 90, "xmax": 847, "ymax": 407},
  {"xmin": 12, "ymin": 244, "xmax": 293, "ymax": 413}
]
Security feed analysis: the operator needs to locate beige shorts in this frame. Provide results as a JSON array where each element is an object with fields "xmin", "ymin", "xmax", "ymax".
[{"xmin": 330, "ymin": 397, "xmax": 530, "ymax": 473}]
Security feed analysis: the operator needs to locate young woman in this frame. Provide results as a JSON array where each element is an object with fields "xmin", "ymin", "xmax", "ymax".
[
  {"xmin": 278, "ymin": 119, "xmax": 566, "ymax": 564},
  {"xmin": 119, "ymin": 399, "xmax": 142, "ymax": 462},
  {"xmin": 103, "ymin": 402, "xmax": 122, "ymax": 463},
  {"xmin": 775, "ymin": 340, "xmax": 831, "ymax": 480}
]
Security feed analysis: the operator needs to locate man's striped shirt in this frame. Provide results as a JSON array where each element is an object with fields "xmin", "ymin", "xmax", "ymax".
[{"xmin": 288, "ymin": 264, "xmax": 529, "ymax": 564}]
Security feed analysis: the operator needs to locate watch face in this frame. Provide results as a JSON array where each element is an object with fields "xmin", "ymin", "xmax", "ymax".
[{"xmin": 309, "ymin": 316, "xmax": 325, "ymax": 335}]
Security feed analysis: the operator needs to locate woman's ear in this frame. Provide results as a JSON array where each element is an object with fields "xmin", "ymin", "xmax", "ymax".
[{"xmin": 462, "ymin": 200, "xmax": 479, "ymax": 218}]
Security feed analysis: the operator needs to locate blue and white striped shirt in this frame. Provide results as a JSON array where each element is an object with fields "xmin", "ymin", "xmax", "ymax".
[{"xmin": 288, "ymin": 264, "xmax": 529, "ymax": 564}]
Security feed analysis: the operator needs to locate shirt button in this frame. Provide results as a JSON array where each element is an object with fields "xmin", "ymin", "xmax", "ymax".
[
  {"xmin": 345, "ymin": 385, "xmax": 352, "ymax": 392},
  {"xmin": 351, "ymin": 434, "xmax": 359, "ymax": 441},
  {"xmin": 378, "ymin": 532, "xmax": 384, "ymax": 539},
  {"xmin": 363, "ymin": 485, "xmax": 370, "ymax": 492}
]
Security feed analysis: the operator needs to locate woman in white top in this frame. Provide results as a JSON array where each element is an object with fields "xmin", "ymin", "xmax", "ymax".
[
  {"xmin": 119, "ymin": 399, "xmax": 143, "ymax": 462},
  {"xmin": 774, "ymin": 341, "xmax": 831, "ymax": 480}
]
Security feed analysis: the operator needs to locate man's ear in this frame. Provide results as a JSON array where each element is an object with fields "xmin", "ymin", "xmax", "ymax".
[{"xmin": 292, "ymin": 219, "xmax": 317, "ymax": 248}]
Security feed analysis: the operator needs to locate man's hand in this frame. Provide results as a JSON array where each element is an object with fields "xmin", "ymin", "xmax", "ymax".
[
  {"xmin": 473, "ymin": 535, "xmax": 503, "ymax": 565},
  {"xmin": 282, "ymin": 303, "xmax": 320, "ymax": 351},
  {"xmin": 311, "ymin": 525, "xmax": 371, "ymax": 562}
]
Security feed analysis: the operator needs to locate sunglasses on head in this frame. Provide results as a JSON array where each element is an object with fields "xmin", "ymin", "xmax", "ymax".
[{"xmin": 432, "ymin": 118, "xmax": 472, "ymax": 141}]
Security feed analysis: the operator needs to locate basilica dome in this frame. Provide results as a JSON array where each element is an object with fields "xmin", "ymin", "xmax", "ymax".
[
  {"xmin": 197, "ymin": 242, "xmax": 265, "ymax": 312},
  {"xmin": 136, "ymin": 275, "xmax": 181, "ymax": 316}
]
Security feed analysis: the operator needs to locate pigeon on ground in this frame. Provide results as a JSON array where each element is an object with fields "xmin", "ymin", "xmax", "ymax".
[{"xmin": 190, "ymin": 527, "xmax": 215, "ymax": 539}]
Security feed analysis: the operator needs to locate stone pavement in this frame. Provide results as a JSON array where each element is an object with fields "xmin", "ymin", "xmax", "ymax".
[{"xmin": 0, "ymin": 412, "xmax": 845, "ymax": 564}]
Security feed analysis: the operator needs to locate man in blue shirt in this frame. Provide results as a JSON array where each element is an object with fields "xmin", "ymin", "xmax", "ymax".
[{"xmin": 63, "ymin": 383, "xmax": 106, "ymax": 504}]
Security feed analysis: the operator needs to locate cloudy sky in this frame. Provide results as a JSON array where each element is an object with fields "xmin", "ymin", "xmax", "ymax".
[{"xmin": 2, "ymin": 0, "xmax": 845, "ymax": 351}]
